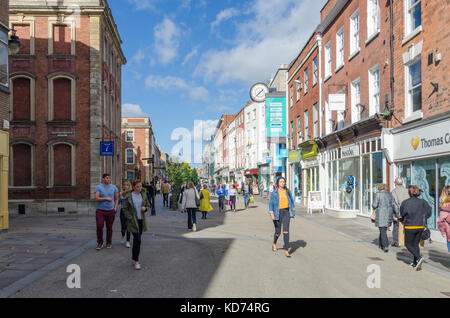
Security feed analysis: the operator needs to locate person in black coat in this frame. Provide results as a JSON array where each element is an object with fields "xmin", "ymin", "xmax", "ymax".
[{"xmin": 400, "ymin": 185, "xmax": 432, "ymax": 271}]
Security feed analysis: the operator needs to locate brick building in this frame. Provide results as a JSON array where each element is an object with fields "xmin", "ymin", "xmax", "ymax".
[
  {"xmin": 8, "ymin": 0, "xmax": 126, "ymax": 215},
  {"xmin": 122, "ymin": 117, "xmax": 152, "ymax": 183},
  {"xmin": 286, "ymin": 33, "xmax": 321, "ymax": 204},
  {"xmin": 0, "ymin": 0, "xmax": 10, "ymax": 230},
  {"xmin": 385, "ymin": 0, "xmax": 450, "ymax": 234}
]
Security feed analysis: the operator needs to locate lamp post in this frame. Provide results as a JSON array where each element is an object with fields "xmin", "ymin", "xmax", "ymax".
[{"xmin": 8, "ymin": 29, "xmax": 21, "ymax": 55}]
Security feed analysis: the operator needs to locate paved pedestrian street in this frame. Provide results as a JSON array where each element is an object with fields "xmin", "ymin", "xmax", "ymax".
[{"xmin": 1, "ymin": 194, "xmax": 449, "ymax": 298}]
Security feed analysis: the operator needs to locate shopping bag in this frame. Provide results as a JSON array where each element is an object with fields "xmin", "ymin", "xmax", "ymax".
[
  {"xmin": 227, "ymin": 200, "xmax": 232, "ymax": 206},
  {"xmin": 249, "ymin": 196, "xmax": 254, "ymax": 204}
]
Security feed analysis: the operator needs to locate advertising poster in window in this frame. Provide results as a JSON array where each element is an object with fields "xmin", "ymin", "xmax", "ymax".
[{"xmin": 265, "ymin": 96, "xmax": 286, "ymax": 140}]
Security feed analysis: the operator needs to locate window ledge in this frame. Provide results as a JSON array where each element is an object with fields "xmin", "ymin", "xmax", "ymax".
[
  {"xmin": 10, "ymin": 54, "xmax": 36, "ymax": 59},
  {"xmin": 335, "ymin": 63, "xmax": 344, "ymax": 73},
  {"xmin": 46, "ymin": 120, "xmax": 77, "ymax": 125},
  {"xmin": 9, "ymin": 186, "xmax": 37, "ymax": 190},
  {"xmin": 0, "ymin": 84, "xmax": 10, "ymax": 94},
  {"xmin": 402, "ymin": 26, "xmax": 422, "ymax": 46},
  {"xmin": 10, "ymin": 120, "xmax": 36, "ymax": 125},
  {"xmin": 402, "ymin": 111, "xmax": 423, "ymax": 124},
  {"xmin": 348, "ymin": 49, "xmax": 360, "ymax": 62},
  {"xmin": 365, "ymin": 31, "xmax": 380, "ymax": 46},
  {"xmin": 47, "ymin": 54, "xmax": 77, "ymax": 59},
  {"xmin": 324, "ymin": 74, "xmax": 332, "ymax": 83}
]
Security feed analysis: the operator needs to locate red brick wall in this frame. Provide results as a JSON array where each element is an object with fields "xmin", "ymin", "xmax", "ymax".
[
  {"xmin": 320, "ymin": 0, "xmax": 391, "ymax": 134},
  {"xmin": 15, "ymin": 24, "xmax": 31, "ymax": 54},
  {"xmin": 288, "ymin": 35, "xmax": 320, "ymax": 148},
  {"xmin": 392, "ymin": 0, "xmax": 449, "ymax": 125},
  {"xmin": 9, "ymin": 14, "xmax": 92, "ymax": 200},
  {"xmin": 53, "ymin": 25, "xmax": 71, "ymax": 55}
]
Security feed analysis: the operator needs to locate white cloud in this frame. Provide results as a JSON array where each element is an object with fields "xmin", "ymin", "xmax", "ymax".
[
  {"xmin": 189, "ymin": 86, "xmax": 209, "ymax": 102},
  {"xmin": 132, "ymin": 48, "xmax": 146, "ymax": 64},
  {"xmin": 154, "ymin": 18, "xmax": 182, "ymax": 65},
  {"xmin": 144, "ymin": 74, "xmax": 209, "ymax": 103},
  {"xmin": 192, "ymin": 120, "xmax": 219, "ymax": 142},
  {"xmin": 122, "ymin": 104, "xmax": 149, "ymax": 117},
  {"xmin": 195, "ymin": 0, "xmax": 326, "ymax": 85},
  {"xmin": 182, "ymin": 48, "xmax": 198, "ymax": 66},
  {"xmin": 211, "ymin": 8, "xmax": 240, "ymax": 30},
  {"xmin": 128, "ymin": 0, "xmax": 158, "ymax": 11}
]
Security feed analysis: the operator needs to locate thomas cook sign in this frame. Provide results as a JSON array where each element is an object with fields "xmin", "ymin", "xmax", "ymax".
[{"xmin": 393, "ymin": 118, "xmax": 450, "ymax": 161}]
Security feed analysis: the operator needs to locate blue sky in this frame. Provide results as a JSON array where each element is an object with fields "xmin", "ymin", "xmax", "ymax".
[{"xmin": 109, "ymin": 0, "xmax": 326, "ymax": 163}]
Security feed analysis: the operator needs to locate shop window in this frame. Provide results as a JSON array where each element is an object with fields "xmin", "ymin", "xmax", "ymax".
[
  {"xmin": 413, "ymin": 159, "xmax": 437, "ymax": 228},
  {"xmin": 12, "ymin": 77, "xmax": 31, "ymax": 120},
  {"xmin": 12, "ymin": 144, "xmax": 32, "ymax": 186}
]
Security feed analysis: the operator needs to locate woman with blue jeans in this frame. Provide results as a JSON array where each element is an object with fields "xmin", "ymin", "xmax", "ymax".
[{"xmin": 269, "ymin": 177, "xmax": 295, "ymax": 258}]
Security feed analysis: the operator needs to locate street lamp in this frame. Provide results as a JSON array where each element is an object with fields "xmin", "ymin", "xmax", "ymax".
[{"xmin": 8, "ymin": 29, "xmax": 21, "ymax": 55}]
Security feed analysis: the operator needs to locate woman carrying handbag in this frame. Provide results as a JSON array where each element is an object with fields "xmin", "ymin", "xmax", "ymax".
[
  {"xmin": 372, "ymin": 184, "xmax": 399, "ymax": 253},
  {"xmin": 400, "ymin": 185, "xmax": 432, "ymax": 270},
  {"xmin": 181, "ymin": 182, "xmax": 200, "ymax": 232}
]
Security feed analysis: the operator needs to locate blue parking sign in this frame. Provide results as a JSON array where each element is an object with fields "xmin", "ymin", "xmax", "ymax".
[{"xmin": 100, "ymin": 142, "xmax": 114, "ymax": 156}]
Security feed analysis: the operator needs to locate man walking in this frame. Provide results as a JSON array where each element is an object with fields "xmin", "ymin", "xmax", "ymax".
[
  {"xmin": 391, "ymin": 177, "xmax": 410, "ymax": 247},
  {"xmin": 94, "ymin": 174, "xmax": 119, "ymax": 250},
  {"xmin": 162, "ymin": 181, "xmax": 171, "ymax": 207},
  {"xmin": 242, "ymin": 180, "xmax": 251, "ymax": 209}
]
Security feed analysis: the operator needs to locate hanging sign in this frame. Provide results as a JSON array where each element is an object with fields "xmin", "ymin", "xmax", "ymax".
[{"xmin": 329, "ymin": 94, "xmax": 346, "ymax": 111}]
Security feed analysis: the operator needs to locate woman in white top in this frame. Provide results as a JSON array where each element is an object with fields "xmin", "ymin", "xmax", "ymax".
[
  {"xmin": 181, "ymin": 182, "xmax": 200, "ymax": 232},
  {"xmin": 229, "ymin": 185, "xmax": 237, "ymax": 212}
]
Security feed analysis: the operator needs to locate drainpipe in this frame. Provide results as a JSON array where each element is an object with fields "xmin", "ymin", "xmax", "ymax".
[
  {"xmin": 316, "ymin": 33, "xmax": 323, "ymax": 137},
  {"xmin": 389, "ymin": 0, "xmax": 394, "ymax": 126}
]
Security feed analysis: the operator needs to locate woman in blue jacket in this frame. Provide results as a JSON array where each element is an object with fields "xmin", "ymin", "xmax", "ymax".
[
  {"xmin": 269, "ymin": 177, "xmax": 295, "ymax": 257},
  {"xmin": 216, "ymin": 184, "xmax": 226, "ymax": 211}
]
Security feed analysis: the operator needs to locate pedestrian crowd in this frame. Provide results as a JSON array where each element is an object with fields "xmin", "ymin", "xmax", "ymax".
[{"xmin": 93, "ymin": 173, "xmax": 449, "ymax": 272}]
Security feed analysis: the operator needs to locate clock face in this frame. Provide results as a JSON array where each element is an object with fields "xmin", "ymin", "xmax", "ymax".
[{"xmin": 250, "ymin": 83, "xmax": 269, "ymax": 102}]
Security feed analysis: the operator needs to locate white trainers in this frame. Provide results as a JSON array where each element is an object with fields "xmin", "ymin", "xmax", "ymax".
[
  {"xmin": 135, "ymin": 263, "xmax": 141, "ymax": 270},
  {"xmin": 193, "ymin": 224, "xmax": 197, "ymax": 232},
  {"xmin": 125, "ymin": 241, "xmax": 131, "ymax": 248},
  {"xmin": 415, "ymin": 258, "xmax": 424, "ymax": 271}
]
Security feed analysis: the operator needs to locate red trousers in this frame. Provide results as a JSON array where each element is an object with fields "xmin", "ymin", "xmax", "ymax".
[{"xmin": 96, "ymin": 209, "xmax": 116, "ymax": 245}]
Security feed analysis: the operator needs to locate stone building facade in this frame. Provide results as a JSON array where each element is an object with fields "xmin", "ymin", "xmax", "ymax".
[{"xmin": 8, "ymin": 0, "xmax": 126, "ymax": 215}]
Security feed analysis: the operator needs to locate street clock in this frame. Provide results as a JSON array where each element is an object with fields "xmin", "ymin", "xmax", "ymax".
[{"xmin": 249, "ymin": 82, "xmax": 269, "ymax": 102}]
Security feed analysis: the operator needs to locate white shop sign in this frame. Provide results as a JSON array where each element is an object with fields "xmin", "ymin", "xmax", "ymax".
[
  {"xmin": 341, "ymin": 144, "xmax": 360, "ymax": 158},
  {"xmin": 392, "ymin": 118, "xmax": 450, "ymax": 161}
]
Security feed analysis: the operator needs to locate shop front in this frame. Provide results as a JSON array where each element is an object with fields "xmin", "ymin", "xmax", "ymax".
[
  {"xmin": 389, "ymin": 114, "xmax": 450, "ymax": 236},
  {"xmin": 244, "ymin": 169, "xmax": 259, "ymax": 186},
  {"xmin": 258, "ymin": 164, "xmax": 270, "ymax": 196},
  {"xmin": 288, "ymin": 150, "xmax": 302, "ymax": 203},
  {"xmin": 324, "ymin": 138, "xmax": 384, "ymax": 217},
  {"xmin": 318, "ymin": 115, "xmax": 387, "ymax": 218},
  {"xmin": 299, "ymin": 140, "xmax": 319, "ymax": 206}
]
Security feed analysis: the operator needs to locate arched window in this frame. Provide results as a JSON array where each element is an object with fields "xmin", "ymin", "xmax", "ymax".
[
  {"xmin": 10, "ymin": 73, "xmax": 36, "ymax": 121},
  {"xmin": 47, "ymin": 73, "xmax": 76, "ymax": 121},
  {"xmin": 53, "ymin": 77, "xmax": 71, "ymax": 120},
  {"xmin": 48, "ymin": 141, "xmax": 76, "ymax": 187},
  {"xmin": 12, "ymin": 143, "xmax": 32, "ymax": 186}
]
